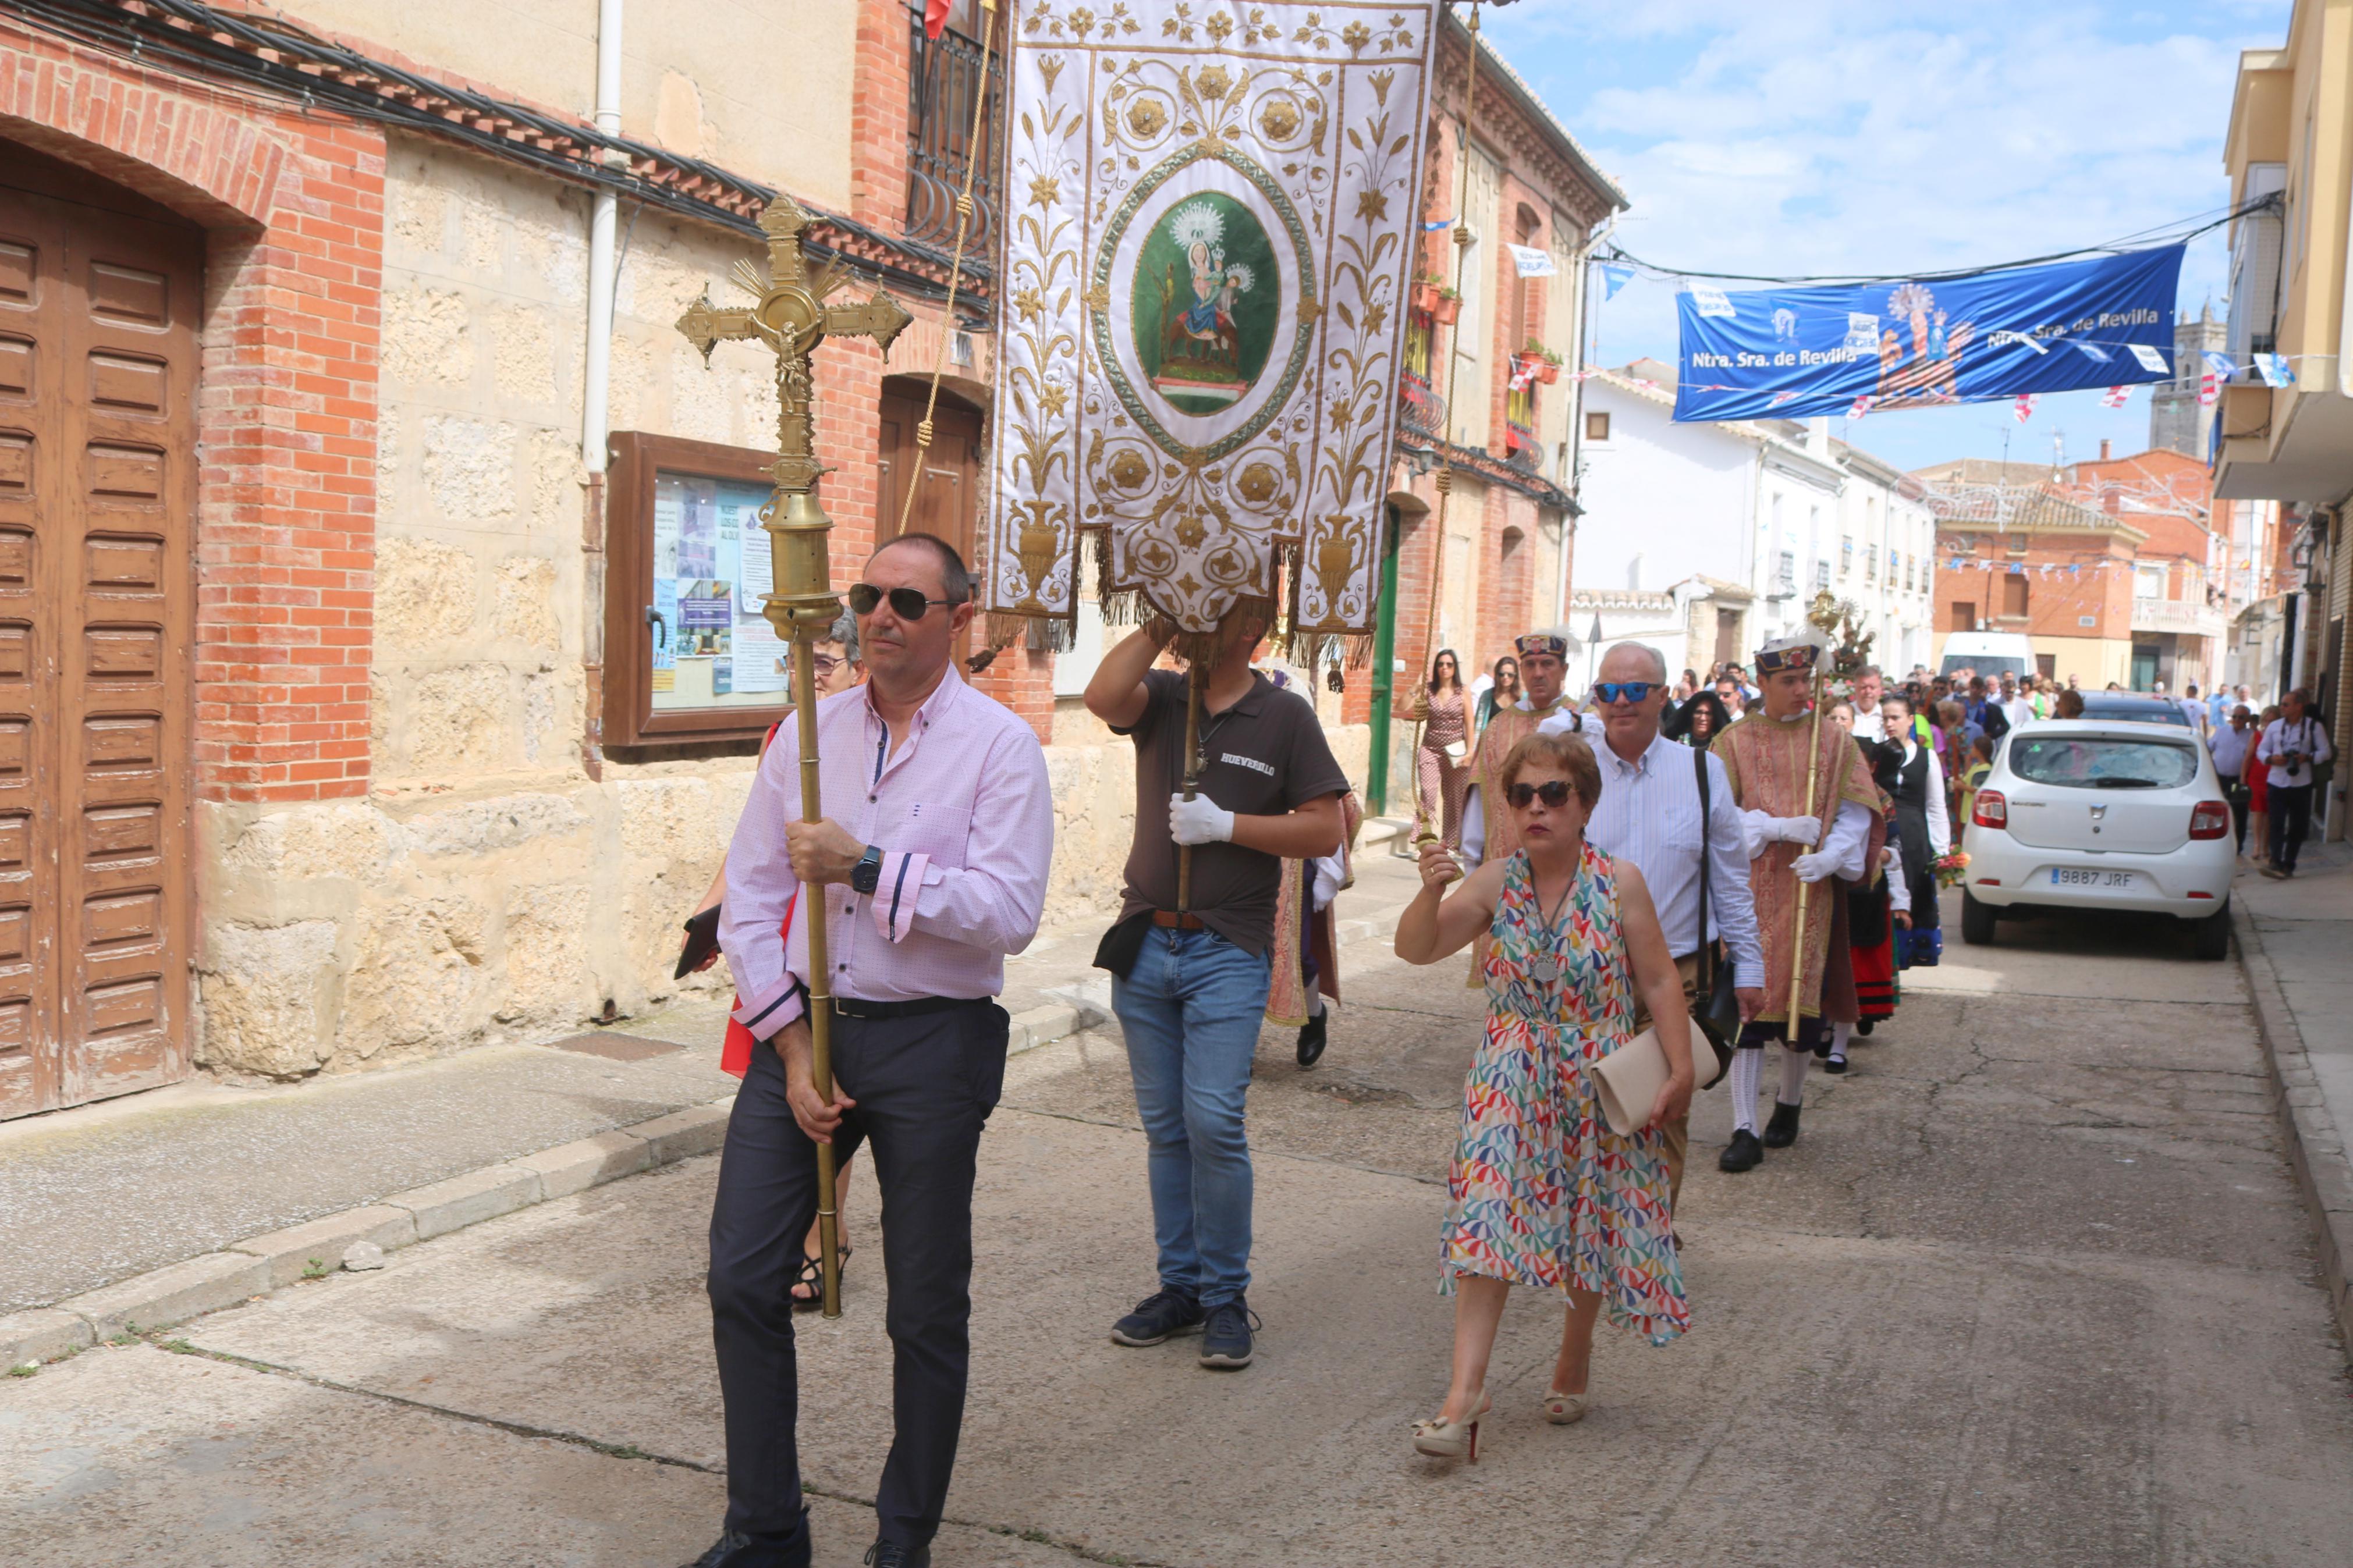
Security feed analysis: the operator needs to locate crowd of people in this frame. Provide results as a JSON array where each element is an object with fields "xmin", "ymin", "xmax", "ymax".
[{"xmin": 680, "ymin": 535, "xmax": 2322, "ymax": 1566}]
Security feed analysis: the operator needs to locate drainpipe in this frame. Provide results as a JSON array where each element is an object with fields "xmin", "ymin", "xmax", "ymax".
[{"xmin": 581, "ymin": 0, "xmax": 623, "ymax": 780}]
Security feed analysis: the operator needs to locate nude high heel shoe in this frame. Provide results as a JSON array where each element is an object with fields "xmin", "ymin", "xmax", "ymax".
[
  {"xmin": 1542, "ymin": 1385, "xmax": 1590, "ymax": 1424},
  {"xmin": 1412, "ymin": 1389, "xmax": 1492, "ymax": 1461}
]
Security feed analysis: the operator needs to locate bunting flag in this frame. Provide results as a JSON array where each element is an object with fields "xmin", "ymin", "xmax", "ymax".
[
  {"xmin": 1848, "ymin": 393, "xmax": 1872, "ymax": 419},
  {"xmin": 982, "ymin": 2, "xmax": 1443, "ymax": 643},
  {"xmin": 2014, "ymin": 393, "xmax": 2038, "ymax": 422},
  {"xmin": 2253, "ymin": 352, "xmax": 2296, "ymax": 387},
  {"xmin": 924, "ymin": 0, "xmax": 954, "ymax": 40},
  {"xmin": 2199, "ymin": 371, "xmax": 2220, "ymax": 407},
  {"xmin": 2101, "ymin": 385, "xmax": 2129, "ymax": 408},
  {"xmin": 2202, "ymin": 349, "xmax": 2239, "ymax": 378},
  {"xmin": 1599, "ymin": 262, "xmax": 1635, "ymax": 300}
]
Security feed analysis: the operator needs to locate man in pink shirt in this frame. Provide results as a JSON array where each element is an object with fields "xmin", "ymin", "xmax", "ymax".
[{"xmin": 701, "ymin": 533, "xmax": 1053, "ymax": 1568}]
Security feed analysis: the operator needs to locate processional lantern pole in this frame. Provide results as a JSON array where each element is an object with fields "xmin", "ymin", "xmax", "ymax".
[
  {"xmin": 678, "ymin": 195, "xmax": 912, "ymax": 1320},
  {"xmin": 1410, "ymin": 0, "xmax": 1482, "ymax": 848}
]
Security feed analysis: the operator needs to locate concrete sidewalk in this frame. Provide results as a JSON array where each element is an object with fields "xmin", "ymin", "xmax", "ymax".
[
  {"xmin": 0, "ymin": 841, "xmax": 1424, "ymax": 1343},
  {"xmin": 2231, "ymin": 833, "xmax": 2353, "ymax": 1352}
]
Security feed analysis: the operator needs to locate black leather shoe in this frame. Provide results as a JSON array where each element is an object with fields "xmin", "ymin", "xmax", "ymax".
[
  {"xmin": 865, "ymin": 1543, "xmax": 931, "ymax": 1568},
  {"xmin": 1296, "ymin": 1011, "xmax": 1328, "ymax": 1067},
  {"xmin": 1719, "ymin": 1129, "xmax": 1763, "ymax": 1172},
  {"xmin": 687, "ymin": 1517, "xmax": 811, "ymax": 1568},
  {"xmin": 1762, "ymin": 1100, "xmax": 1802, "ymax": 1148},
  {"xmin": 1823, "ymin": 1054, "xmax": 1849, "ymax": 1075},
  {"xmin": 1855, "ymin": 1019, "xmax": 1874, "ymax": 1036}
]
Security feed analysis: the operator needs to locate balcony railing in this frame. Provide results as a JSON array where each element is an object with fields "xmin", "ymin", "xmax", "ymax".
[
  {"xmin": 1400, "ymin": 371, "xmax": 1446, "ymax": 438},
  {"xmin": 907, "ymin": 8, "xmax": 1003, "ymax": 254},
  {"xmin": 2131, "ymin": 597, "xmax": 2226, "ymax": 638},
  {"xmin": 1504, "ymin": 421, "xmax": 1541, "ymax": 473}
]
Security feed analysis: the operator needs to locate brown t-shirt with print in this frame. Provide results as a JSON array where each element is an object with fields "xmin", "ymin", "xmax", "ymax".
[{"xmin": 1115, "ymin": 669, "xmax": 1350, "ymax": 955}]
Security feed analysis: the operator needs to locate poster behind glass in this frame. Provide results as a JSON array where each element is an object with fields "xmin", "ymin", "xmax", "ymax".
[{"xmin": 650, "ymin": 472, "xmax": 792, "ymax": 710}]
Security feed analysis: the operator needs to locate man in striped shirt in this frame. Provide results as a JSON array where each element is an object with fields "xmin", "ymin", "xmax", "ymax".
[
  {"xmin": 1579, "ymin": 642, "xmax": 1766, "ymax": 1205},
  {"xmin": 702, "ymin": 534, "xmax": 1053, "ymax": 1568}
]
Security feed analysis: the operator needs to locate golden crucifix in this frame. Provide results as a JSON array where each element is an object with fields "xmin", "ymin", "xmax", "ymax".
[{"xmin": 677, "ymin": 192, "xmax": 912, "ymax": 1320}]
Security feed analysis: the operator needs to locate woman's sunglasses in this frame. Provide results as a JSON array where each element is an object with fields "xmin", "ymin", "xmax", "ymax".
[
  {"xmin": 1506, "ymin": 780, "xmax": 1575, "ymax": 809},
  {"xmin": 848, "ymin": 582, "xmax": 956, "ymax": 620}
]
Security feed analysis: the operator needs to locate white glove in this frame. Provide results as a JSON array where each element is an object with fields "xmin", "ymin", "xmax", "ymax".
[
  {"xmin": 1169, "ymin": 792, "xmax": 1235, "ymax": 847},
  {"xmin": 1773, "ymin": 815, "xmax": 1823, "ymax": 847},
  {"xmin": 1793, "ymin": 848, "xmax": 1839, "ymax": 883}
]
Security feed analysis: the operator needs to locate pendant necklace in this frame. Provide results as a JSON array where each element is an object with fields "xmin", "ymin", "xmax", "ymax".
[{"xmin": 1527, "ymin": 868, "xmax": 1575, "ymax": 985}]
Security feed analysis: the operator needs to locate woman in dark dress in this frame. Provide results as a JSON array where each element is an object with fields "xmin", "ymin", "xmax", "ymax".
[{"xmin": 1877, "ymin": 694, "xmax": 1949, "ymax": 968}]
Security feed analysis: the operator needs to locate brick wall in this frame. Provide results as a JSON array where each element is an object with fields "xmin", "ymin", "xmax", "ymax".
[{"xmin": 1, "ymin": 24, "xmax": 385, "ymax": 804}]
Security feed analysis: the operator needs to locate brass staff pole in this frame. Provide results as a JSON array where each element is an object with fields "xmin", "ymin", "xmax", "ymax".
[
  {"xmin": 1411, "ymin": 0, "xmax": 1484, "ymax": 847},
  {"xmin": 783, "ymin": 563, "xmax": 844, "ymax": 1320},
  {"xmin": 1177, "ymin": 657, "xmax": 1205, "ymax": 913},
  {"xmin": 676, "ymin": 191, "xmax": 912, "ymax": 1320}
]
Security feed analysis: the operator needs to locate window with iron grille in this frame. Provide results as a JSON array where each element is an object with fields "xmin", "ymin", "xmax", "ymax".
[
  {"xmin": 1776, "ymin": 550, "xmax": 1795, "ymax": 591},
  {"xmin": 1812, "ymin": 558, "xmax": 1830, "ymax": 591},
  {"xmin": 1865, "ymin": 545, "xmax": 1878, "ymax": 582},
  {"xmin": 907, "ymin": 5, "xmax": 1004, "ymax": 254},
  {"xmin": 1841, "ymin": 536, "xmax": 1854, "ymax": 575}
]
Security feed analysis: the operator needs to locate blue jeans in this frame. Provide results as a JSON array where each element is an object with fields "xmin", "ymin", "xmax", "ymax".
[{"xmin": 1112, "ymin": 926, "xmax": 1272, "ymax": 1309}]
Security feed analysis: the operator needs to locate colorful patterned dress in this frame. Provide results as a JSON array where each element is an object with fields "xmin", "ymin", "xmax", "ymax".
[{"xmin": 1441, "ymin": 842, "xmax": 1689, "ymax": 1345}]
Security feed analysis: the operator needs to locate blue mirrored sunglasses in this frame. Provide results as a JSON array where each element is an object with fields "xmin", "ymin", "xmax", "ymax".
[{"xmin": 1592, "ymin": 681, "xmax": 1656, "ymax": 704}]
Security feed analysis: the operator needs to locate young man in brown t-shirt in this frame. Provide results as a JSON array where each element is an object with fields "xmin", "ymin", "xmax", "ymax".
[{"xmin": 1084, "ymin": 605, "xmax": 1347, "ymax": 1370}]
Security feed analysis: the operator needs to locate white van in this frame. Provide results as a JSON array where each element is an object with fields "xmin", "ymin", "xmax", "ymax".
[{"xmin": 1939, "ymin": 631, "xmax": 2036, "ymax": 681}]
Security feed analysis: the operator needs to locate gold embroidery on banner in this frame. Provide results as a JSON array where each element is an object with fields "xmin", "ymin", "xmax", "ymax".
[{"xmin": 986, "ymin": 1, "xmax": 1436, "ymax": 635}]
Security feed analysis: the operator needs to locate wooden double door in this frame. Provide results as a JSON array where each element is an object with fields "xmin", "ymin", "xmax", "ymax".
[{"xmin": 0, "ymin": 148, "xmax": 198, "ymax": 1118}]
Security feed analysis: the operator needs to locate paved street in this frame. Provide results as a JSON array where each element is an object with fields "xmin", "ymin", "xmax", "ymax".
[{"xmin": 5, "ymin": 891, "xmax": 2351, "ymax": 1567}]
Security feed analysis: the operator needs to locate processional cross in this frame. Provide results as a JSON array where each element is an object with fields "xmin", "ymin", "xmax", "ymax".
[{"xmin": 676, "ymin": 191, "xmax": 913, "ymax": 1319}]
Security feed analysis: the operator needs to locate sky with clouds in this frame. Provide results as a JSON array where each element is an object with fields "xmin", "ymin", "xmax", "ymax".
[{"xmin": 1481, "ymin": 0, "xmax": 2292, "ymax": 472}]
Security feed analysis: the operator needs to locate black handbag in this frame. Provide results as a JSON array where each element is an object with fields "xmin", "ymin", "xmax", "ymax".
[{"xmin": 1691, "ymin": 745, "xmax": 1741, "ymax": 1089}]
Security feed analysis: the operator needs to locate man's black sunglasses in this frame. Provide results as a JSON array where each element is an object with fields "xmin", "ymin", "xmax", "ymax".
[
  {"xmin": 849, "ymin": 582, "xmax": 957, "ymax": 620},
  {"xmin": 1506, "ymin": 780, "xmax": 1575, "ymax": 809}
]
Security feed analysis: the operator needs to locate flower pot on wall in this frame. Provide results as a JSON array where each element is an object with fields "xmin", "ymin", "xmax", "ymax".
[
  {"xmin": 1431, "ymin": 294, "xmax": 1460, "ymax": 326},
  {"xmin": 1536, "ymin": 361, "xmax": 1561, "ymax": 385},
  {"xmin": 1411, "ymin": 280, "xmax": 1443, "ymax": 317}
]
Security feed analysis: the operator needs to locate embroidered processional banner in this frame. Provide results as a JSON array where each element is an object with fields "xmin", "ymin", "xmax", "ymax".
[{"xmin": 982, "ymin": 0, "xmax": 1440, "ymax": 644}]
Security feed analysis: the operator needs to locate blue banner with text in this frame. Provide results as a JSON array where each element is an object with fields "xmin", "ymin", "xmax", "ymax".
[{"xmin": 1672, "ymin": 244, "xmax": 2185, "ymax": 422}]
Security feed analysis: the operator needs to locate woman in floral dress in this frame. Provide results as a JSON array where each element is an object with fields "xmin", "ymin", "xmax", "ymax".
[{"xmin": 1394, "ymin": 728, "xmax": 1694, "ymax": 1462}]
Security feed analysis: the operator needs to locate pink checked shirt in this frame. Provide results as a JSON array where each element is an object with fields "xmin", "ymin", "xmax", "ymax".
[{"xmin": 719, "ymin": 665, "xmax": 1054, "ymax": 1043}]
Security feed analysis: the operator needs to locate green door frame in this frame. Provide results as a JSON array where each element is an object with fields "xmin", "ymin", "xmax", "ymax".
[{"xmin": 1367, "ymin": 501, "xmax": 1403, "ymax": 815}]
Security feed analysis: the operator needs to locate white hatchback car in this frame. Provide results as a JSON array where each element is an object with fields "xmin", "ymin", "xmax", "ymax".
[{"xmin": 1960, "ymin": 719, "xmax": 2237, "ymax": 960}]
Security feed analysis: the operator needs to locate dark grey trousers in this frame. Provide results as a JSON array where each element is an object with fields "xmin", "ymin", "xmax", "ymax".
[{"xmin": 707, "ymin": 999, "xmax": 1008, "ymax": 1553}]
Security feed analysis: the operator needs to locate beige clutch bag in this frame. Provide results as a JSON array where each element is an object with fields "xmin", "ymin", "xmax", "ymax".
[{"xmin": 1588, "ymin": 1019, "xmax": 1702, "ymax": 1137}]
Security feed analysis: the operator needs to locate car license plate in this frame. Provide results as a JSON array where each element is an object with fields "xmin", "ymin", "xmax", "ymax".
[{"xmin": 2050, "ymin": 868, "xmax": 2137, "ymax": 888}]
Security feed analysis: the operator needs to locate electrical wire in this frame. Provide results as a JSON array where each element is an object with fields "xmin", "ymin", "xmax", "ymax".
[{"xmin": 1596, "ymin": 193, "xmax": 2280, "ymax": 288}]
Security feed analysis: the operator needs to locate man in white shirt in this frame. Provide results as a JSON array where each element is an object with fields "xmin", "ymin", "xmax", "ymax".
[
  {"xmin": 2208, "ymin": 704, "xmax": 2255, "ymax": 853},
  {"xmin": 1581, "ymin": 642, "xmax": 1767, "ymax": 1207},
  {"xmin": 2178, "ymin": 683, "xmax": 2210, "ymax": 738},
  {"xmin": 2257, "ymin": 688, "xmax": 2334, "ymax": 877},
  {"xmin": 1997, "ymin": 675, "xmax": 2035, "ymax": 734},
  {"xmin": 1849, "ymin": 665, "xmax": 1886, "ymax": 742}
]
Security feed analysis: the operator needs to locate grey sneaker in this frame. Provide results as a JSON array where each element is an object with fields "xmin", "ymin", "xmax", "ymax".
[
  {"xmin": 1198, "ymin": 1297, "xmax": 1259, "ymax": 1369},
  {"xmin": 1110, "ymin": 1286, "xmax": 1204, "ymax": 1346}
]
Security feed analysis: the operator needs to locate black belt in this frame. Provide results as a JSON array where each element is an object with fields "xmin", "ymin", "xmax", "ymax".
[{"xmin": 828, "ymin": 994, "xmax": 989, "ymax": 1021}]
